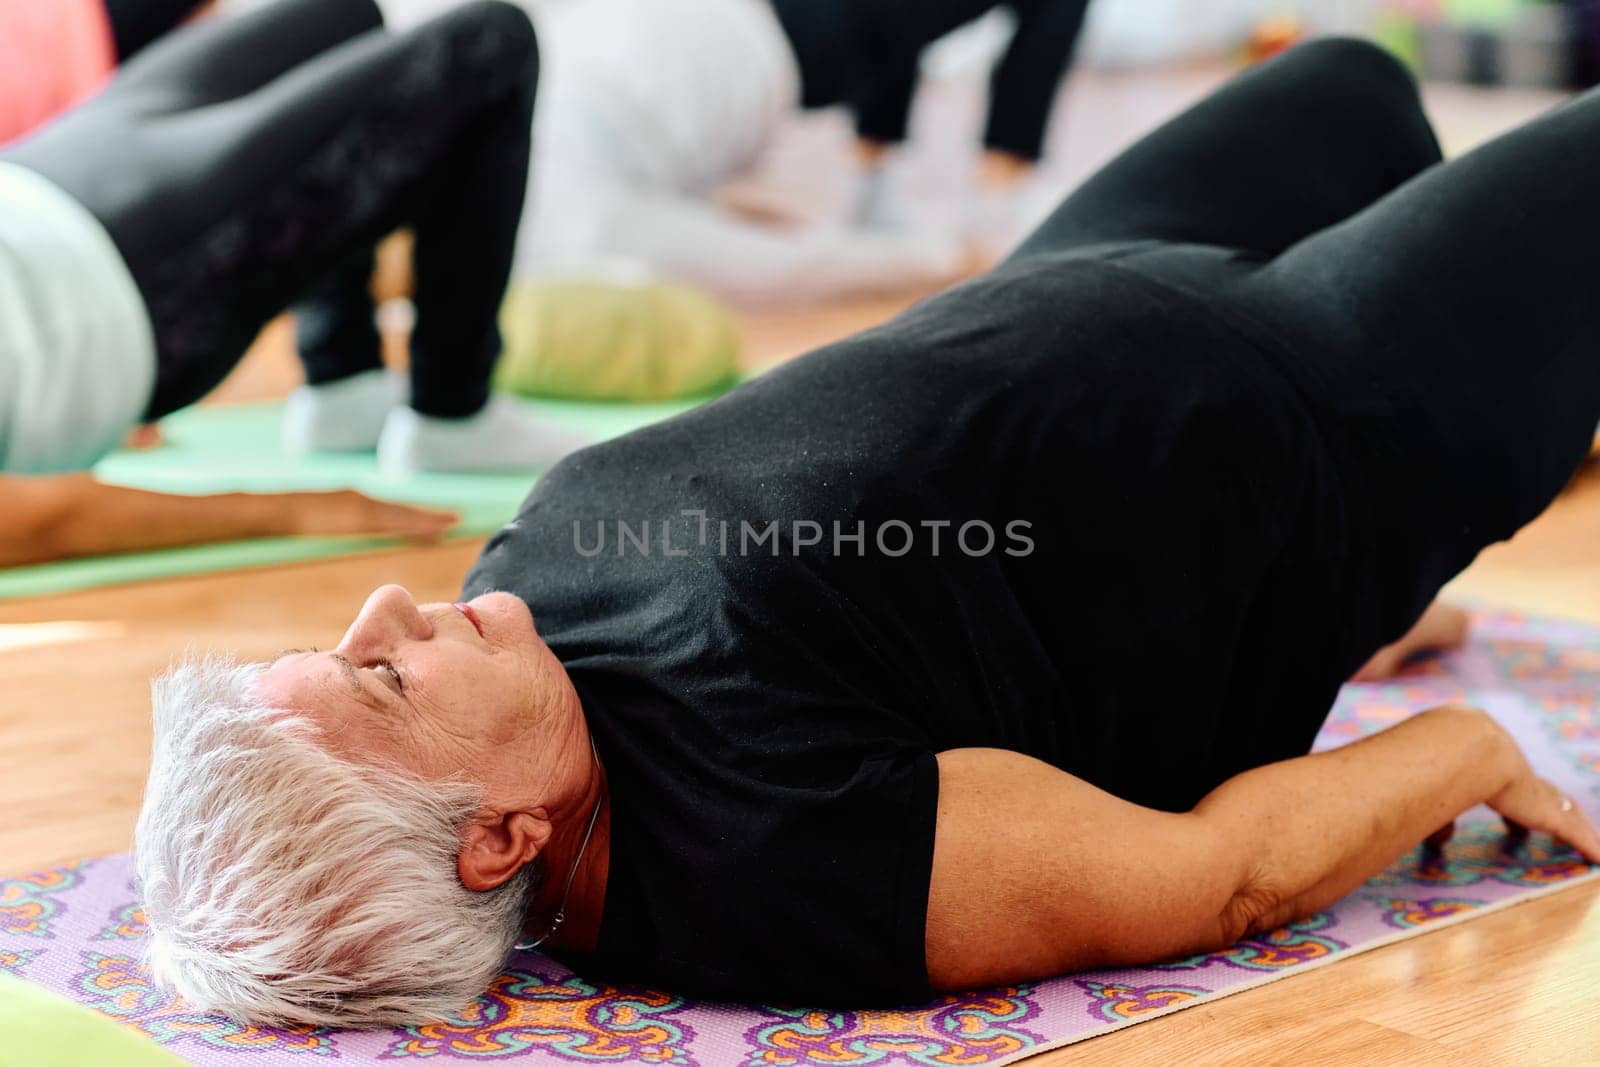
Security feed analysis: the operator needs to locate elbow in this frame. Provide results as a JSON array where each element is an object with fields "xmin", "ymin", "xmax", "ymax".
[
  {"xmin": 1214, "ymin": 891, "xmax": 1265, "ymax": 948},
  {"xmin": 1213, "ymin": 874, "xmax": 1294, "ymax": 949},
  {"xmin": 1188, "ymin": 801, "xmax": 1291, "ymax": 950}
]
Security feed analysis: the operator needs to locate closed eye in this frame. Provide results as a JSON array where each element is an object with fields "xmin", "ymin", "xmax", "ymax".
[{"xmin": 374, "ymin": 659, "xmax": 405, "ymax": 695}]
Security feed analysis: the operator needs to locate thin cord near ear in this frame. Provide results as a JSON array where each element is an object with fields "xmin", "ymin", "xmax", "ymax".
[{"xmin": 514, "ymin": 734, "xmax": 603, "ymax": 952}]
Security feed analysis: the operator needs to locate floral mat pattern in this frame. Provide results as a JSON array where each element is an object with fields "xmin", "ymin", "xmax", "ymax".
[{"xmin": 6, "ymin": 611, "xmax": 1599, "ymax": 1065}]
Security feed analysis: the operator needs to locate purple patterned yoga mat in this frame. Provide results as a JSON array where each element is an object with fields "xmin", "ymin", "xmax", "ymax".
[{"xmin": 5, "ymin": 611, "xmax": 1600, "ymax": 1065}]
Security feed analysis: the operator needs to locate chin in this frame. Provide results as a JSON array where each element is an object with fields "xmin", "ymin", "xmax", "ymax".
[{"xmin": 472, "ymin": 591, "xmax": 539, "ymax": 641}]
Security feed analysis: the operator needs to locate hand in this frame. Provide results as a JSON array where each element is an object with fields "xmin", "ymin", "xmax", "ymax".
[
  {"xmin": 1352, "ymin": 600, "xmax": 1470, "ymax": 682},
  {"xmin": 286, "ymin": 490, "xmax": 458, "ymax": 541},
  {"xmin": 1487, "ymin": 761, "xmax": 1600, "ymax": 864}
]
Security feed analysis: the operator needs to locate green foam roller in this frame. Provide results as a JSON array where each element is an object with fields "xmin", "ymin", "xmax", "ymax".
[
  {"xmin": 496, "ymin": 279, "xmax": 742, "ymax": 403},
  {"xmin": 0, "ymin": 974, "xmax": 183, "ymax": 1066}
]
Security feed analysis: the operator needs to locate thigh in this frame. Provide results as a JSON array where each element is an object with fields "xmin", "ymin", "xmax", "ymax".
[
  {"xmin": 107, "ymin": 0, "xmax": 383, "ymax": 107},
  {"xmin": 135, "ymin": 1, "xmax": 535, "ymax": 415},
  {"xmin": 1247, "ymin": 84, "xmax": 1600, "ymax": 552},
  {"xmin": 101, "ymin": 0, "xmax": 209, "ymax": 61},
  {"xmin": 2, "ymin": 0, "xmax": 385, "ymax": 241},
  {"xmin": 1011, "ymin": 37, "xmax": 1443, "ymax": 260},
  {"xmin": 1211, "ymin": 85, "xmax": 1600, "ymax": 648}
]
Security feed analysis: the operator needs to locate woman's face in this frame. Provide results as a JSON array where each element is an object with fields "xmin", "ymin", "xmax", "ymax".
[{"xmin": 256, "ymin": 585, "xmax": 569, "ymax": 778}]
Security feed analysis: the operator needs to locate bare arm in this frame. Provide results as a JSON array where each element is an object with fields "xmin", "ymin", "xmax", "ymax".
[
  {"xmin": 0, "ymin": 474, "xmax": 457, "ymax": 567},
  {"xmin": 926, "ymin": 705, "xmax": 1600, "ymax": 991}
]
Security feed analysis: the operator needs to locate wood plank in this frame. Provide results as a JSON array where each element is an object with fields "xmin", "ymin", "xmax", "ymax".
[{"xmin": 1026, "ymin": 883, "xmax": 1600, "ymax": 1063}]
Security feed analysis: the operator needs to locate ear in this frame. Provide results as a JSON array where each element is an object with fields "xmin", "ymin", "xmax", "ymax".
[{"xmin": 458, "ymin": 810, "xmax": 550, "ymax": 892}]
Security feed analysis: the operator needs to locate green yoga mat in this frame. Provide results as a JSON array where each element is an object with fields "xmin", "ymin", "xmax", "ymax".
[{"xmin": 0, "ymin": 393, "xmax": 718, "ymax": 601}]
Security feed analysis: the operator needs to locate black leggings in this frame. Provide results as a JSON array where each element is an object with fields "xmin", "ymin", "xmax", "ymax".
[
  {"xmin": 101, "ymin": 0, "xmax": 207, "ymax": 61},
  {"xmin": 2, "ymin": 0, "xmax": 535, "ymax": 421},
  {"xmin": 773, "ymin": 0, "xmax": 1092, "ymax": 160},
  {"xmin": 1014, "ymin": 37, "xmax": 1600, "ymax": 643}
]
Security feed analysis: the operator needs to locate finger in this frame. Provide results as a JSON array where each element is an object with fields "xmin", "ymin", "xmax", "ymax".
[{"xmin": 1553, "ymin": 798, "xmax": 1600, "ymax": 865}]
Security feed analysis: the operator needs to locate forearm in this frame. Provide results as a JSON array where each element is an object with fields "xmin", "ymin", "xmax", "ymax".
[
  {"xmin": 8, "ymin": 477, "xmax": 302, "ymax": 566},
  {"xmin": 1195, "ymin": 706, "xmax": 1516, "ymax": 937}
]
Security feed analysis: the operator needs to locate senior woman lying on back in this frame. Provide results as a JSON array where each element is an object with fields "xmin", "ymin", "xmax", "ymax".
[{"xmin": 139, "ymin": 40, "xmax": 1600, "ymax": 1027}]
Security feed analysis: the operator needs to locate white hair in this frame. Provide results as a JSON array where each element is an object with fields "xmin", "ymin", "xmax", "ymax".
[{"xmin": 135, "ymin": 655, "xmax": 535, "ymax": 1028}]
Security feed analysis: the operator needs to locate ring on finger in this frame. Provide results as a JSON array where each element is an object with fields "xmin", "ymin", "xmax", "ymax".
[{"xmin": 1561, "ymin": 796, "xmax": 1575, "ymax": 813}]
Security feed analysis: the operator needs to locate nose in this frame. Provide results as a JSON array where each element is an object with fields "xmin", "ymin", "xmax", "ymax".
[{"xmin": 339, "ymin": 584, "xmax": 434, "ymax": 658}]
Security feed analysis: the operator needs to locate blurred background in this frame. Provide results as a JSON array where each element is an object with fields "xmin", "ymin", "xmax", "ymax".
[
  {"xmin": 737, "ymin": 0, "xmax": 1597, "ymax": 274},
  {"xmin": 187, "ymin": 0, "xmax": 1598, "ymax": 409}
]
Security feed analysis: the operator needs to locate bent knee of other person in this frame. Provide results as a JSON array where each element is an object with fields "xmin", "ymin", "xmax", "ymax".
[
  {"xmin": 400, "ymin": 0, "xmax": 544, "ymax": 106},
  {"xmin": 414, "ymin": 0, "xmax": 539, "ymax": 88}
]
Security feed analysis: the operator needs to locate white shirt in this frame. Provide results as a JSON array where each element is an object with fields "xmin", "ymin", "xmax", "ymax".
[
  {"xmin": 530, "ymin": 0, "xmax": 799, "ymax": 194},
  {"xmin": 373, "ymin": 0, "xmax": 796, "ymax": 192},
  {"xmin": 0, "ymin": 162, "xmax": 155, "ymax": 472}
]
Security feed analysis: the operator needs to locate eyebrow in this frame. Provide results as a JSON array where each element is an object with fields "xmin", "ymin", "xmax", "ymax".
[{"xmin": 329, "ymin": 652, "xmax": 366, "ymax": 699}]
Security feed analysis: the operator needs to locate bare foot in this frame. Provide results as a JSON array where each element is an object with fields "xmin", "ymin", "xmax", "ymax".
[{"xmin": 125, "ymin": 424, "xmax": 166, "ymax": 451}]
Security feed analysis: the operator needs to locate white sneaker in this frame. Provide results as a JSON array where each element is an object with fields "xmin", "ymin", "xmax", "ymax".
[
  {"xmin": 281, "ymin": 369, "xmax": 406, "ymax": 456},
  {"xmin": 376, "ymin": 395, "xmax": 590, "ymax": 476}
]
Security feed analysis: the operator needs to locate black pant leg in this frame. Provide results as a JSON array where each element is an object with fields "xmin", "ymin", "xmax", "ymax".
[
  {"xmin": 6, "ymin": 0, "xmax": 386, "ymax": 262},
  {"xmin": 404, "ymin": 16, "xmax": 535, "ymax": 419},
  {"xmin": 7, "ymin": 1, "xmax": 536, "ymax": 420},
  {"xmin": 984, "ymin": 0, "xmax": 1092, "ymax": 161},
  {"xmin": 1011, "ymin": 37, "xmax": 1443, "ymax": 259},
  {"xmin": 1235, "ymin": 82, "xmax": 1600, "ymax": 613},
  {"xmin": 294, "ymin": 248, "xmax": 384, "ymax": 387},
  {"xmin": 100, "ymin": 0, "xmax": 209, "ymax": 62},
  {"xmin": 106, "ymin": 0, "xmax": 383, "ymax": 103}
]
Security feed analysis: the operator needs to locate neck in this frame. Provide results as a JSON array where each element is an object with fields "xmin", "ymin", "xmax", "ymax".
[
  {"xmin": 518, "ymin": 707, "xmax": 610, "ymax": 953},
  {"xmin": 535, "ymin": 762, "xmax": 610, "ymax": 953}
]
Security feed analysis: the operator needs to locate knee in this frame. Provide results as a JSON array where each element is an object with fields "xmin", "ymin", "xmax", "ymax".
[
  {"xmin": 451, "ymin": 1, "xmax": 538, "ymax": 73},
  {"xmin": 1276, "ymin": 36, "xmax": 1439, "ymax": 164},
  {"xmin": 1284, "ymin": 36, "xmax": 1421, "ymax": 105},
  {"xmin": 434, "ymin": 0, "xmax": 538, "ymax": 108}
]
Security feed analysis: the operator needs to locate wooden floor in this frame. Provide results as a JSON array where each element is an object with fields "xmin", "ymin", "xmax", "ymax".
[
  {"xmin": 7, "ymin": 63, "xmax": 1600, "ymax": 1064},
  {"xmin": 8, "ymin": 332, "xmax": 1600, "ymax": 1067}
]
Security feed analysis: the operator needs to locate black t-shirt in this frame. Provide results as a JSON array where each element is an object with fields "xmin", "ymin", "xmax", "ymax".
[{"xmin": 463, "ymin": 249, "xmax": 1371, "ymax": 1004}]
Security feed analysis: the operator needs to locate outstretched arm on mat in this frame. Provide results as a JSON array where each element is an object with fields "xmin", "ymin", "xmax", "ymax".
[
  {"xmin": 0, "ymin": 474, "xmax": 457, "ymax": 567},
  {"xmin": 926, "ymin": 706, "xmax": 1600, "ymax": 991}
]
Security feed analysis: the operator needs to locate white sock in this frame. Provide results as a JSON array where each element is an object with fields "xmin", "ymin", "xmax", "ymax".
[
  {"xmin": 282, "ymin": 369, "xmax": 406, "ymax": 455},
  {"xmin": 852, "ymin": 164, "xmax": 901, "ymax": 231},
  {"xmin": 376, "ymin": 395, "xmax": 590, "ymax": 475}
]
